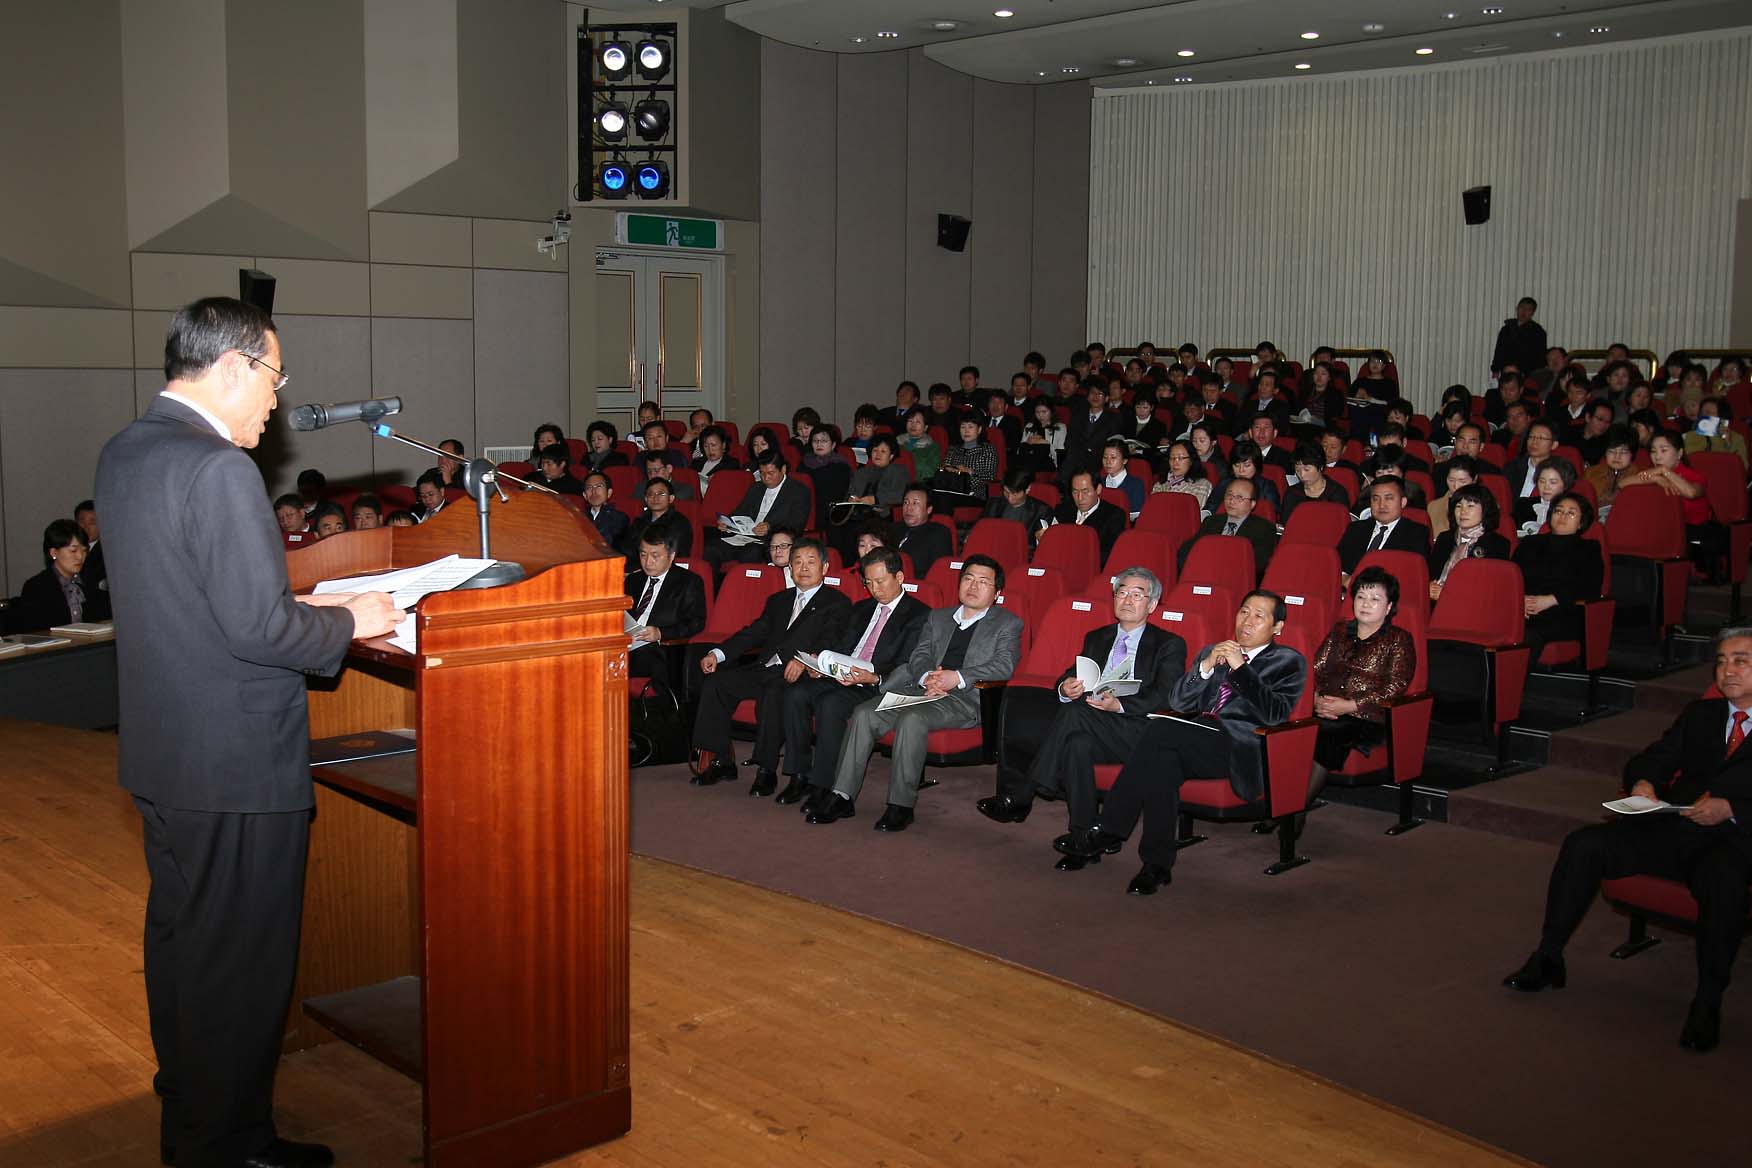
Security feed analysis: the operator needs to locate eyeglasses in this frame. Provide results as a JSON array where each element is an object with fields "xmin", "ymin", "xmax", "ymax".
[
  {"xmin": 242, "ymin": 352, "xmax": 290, "ymax": 392},
  {"xmin": 1114, "ymin": 588, "xmax": 1151, "ymax": 602}
]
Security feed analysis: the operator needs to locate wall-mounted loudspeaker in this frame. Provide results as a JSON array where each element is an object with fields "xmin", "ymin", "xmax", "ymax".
[
  {"xmin": 937, "ymin": 213, "xmax": 972, "ymax": 252},
  {"xmin": 1462, "ymin": 186, "xmax": 1491, "ymax": 226},
  {"xmin": 239, "ymin": 268, "xmax": 277, "ymax": 315}
]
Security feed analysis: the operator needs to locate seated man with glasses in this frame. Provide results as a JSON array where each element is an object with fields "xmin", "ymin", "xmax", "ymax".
[{"xmin": 978, "ymin": 569, "xmax": 1186, "ymax": 870}]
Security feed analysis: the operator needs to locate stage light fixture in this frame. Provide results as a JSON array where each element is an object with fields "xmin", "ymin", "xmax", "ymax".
[
  {"xmin": 599, "ymin": 160, "xmax": 631, "ymax": 198},
  {"xmin": 599, "ymin": 39, "xmax": 632, "ymax": 80},
  {"xmin": 597, "ymin": 102, "xmax": 629, "ymax": 141},
  {"xmin": 633, "ymin": 98, "xmax": 671, "ymax": 142},
  {"xmin": 636, "ymin": 38, "xmax": 671, "ymax": 80},
  {"xmin": 634, "ymin": 161, "xmax": 670, "ymax": 199}
]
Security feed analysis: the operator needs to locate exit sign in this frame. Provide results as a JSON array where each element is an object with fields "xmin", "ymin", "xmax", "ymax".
[{"xmin": 615, "ymin": 213, "xmax": 721, "ymax": 250}]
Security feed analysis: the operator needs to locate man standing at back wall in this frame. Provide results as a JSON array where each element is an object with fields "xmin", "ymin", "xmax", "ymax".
[{"xmin": 97, "ymin": 298, "xmax": 403, "ymax": 1168}]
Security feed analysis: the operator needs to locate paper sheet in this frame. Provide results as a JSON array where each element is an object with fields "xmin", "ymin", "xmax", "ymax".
[
  {"xmin": 1602, "ymin": 795, "xmax": 1685, "ymax": 815},
  {"xmin": 313, "ymin": 554, "xmax": 499, "ymax": 653},
  {"xmin": 876, "ymin": 691, "xmax": 947, "ymax": 712}
]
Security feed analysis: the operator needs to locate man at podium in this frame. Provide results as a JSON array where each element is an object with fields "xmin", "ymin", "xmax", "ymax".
[{"xmin": 97, "ymin": 297, "xmax": 402, "ymax": 1168}]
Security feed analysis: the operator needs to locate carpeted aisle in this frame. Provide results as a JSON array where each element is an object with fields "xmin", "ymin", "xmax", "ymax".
[{"xmin": 629, "ymin": 759, "xmax": 1748, "ymax": 1168}]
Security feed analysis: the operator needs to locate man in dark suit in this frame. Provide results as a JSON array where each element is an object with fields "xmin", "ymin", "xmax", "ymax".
[
  {"xmin": 1245, "ymin": 415, "xmax": 1296, "ymax": 473},
  {"xmin": 1066, "ymin": 591, "xmax": 1307, "ymax": 895},
  {"xmin": 981, "ymin": 390, "xmax": 1023, "ymax": 458},
  {"xmin": 1431, "ymin": 424, "xmax": 1503, "ymax": 484},
  {"xmin": 1235, "ymin": 369, "xmax": 1294, "ymax": 435},
  {"xmin": 894, "ymin": 485, "xmax": 953, "ymax": 577},
  {"xmin": 95, "ymin": 298, "xmax": 403, "ymax": 1168},
  {"xmin": 1066, "ymin": 393, "xmax": 1124, "ymax": 477},
  {"xmin": 980, "ymin": 569, "xmax": 1187, "ymax": 867},
  {"xmin": 1337, "ymin": 477, "xmax": 1431, "ymax": 578},
  {"xmin": 703, "ymin": 450, "xmax": 812, "ymax": 569},
  {"xmin": 779, "ymin": 547, "xmax": 930, "ymax": 808},
  {"xmin": 1178, "ymin": 477, "xmax": 1277, "ymax": 582},
  {"xmin": 810, "ymin": 555, "xmax": 1024, "ymax": 832},
  {"xmin": 619, "ymin": 478, "xmax": 691, "ymax": 558},
  {"xmin": 689, "ymin": 536, "xmax": 850, "ymax": 791},
  {"xmin": 1504, "ymin": 628, "xmax": 1752, "ymax": 1052},
  {"xmin": 74, "ymin": 498, "xmax": 106, "ymax": 597},
  {"xmin": 1502, "ymin": 419, "xmax": 1557, "ymax": 501},
  {"xmin": 579, "ymin": 471, "xmax": 629, "ymax": 546},
  {"xmin": 626, "ymin": 522, "xmax": 707, "ymax": 695},
  {"xmin": 1053, "ymin": 470, "xmax": 1127, "ymax": 566}
]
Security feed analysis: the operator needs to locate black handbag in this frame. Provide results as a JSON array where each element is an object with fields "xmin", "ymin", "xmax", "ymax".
[{"xmin": 629, "ymin": 678, "xmax": 691, "ymax": 768}]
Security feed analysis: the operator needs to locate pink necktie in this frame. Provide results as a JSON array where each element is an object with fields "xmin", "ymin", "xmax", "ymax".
[{"xmin": 855, "ymin": 604, "xmax": 891, "ymax": 662}]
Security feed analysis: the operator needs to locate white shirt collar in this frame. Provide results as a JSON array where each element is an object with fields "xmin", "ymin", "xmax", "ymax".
[
  {"xmin": 795, "ymin": 582, "xmax": 820, "ymax": 603},
  {"xmin": 1104, "ymin": 471, "xmax": 1126, "ymax": 487},
  {"xmin": 1076, "ymin": 506, "xmax": 1097, "ymax": 522},
  {"xmin": 952, "ymin": 604, "xmax": 991, "ymax": 628},
  {"xmin": 1244, "ymin": 642, "xmax": 1271, "ymax": 663},
  {"xmin": 159, "ymin": 390, "xmax": 231, "ymax": 441}
]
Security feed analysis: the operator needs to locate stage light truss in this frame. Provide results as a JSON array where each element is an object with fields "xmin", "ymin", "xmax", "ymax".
[{"xmin": 580, "ymin": 22, "xmax": 678, "ymax": 203}]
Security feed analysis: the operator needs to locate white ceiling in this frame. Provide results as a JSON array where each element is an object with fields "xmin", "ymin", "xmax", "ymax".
[{"xmin": 695, "ymin": 0, "xmax": 1752, "ymax": 85}]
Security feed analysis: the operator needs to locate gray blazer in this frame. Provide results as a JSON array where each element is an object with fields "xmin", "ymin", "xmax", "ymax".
[
  {"xmin": 95, "ymin": 395, "xmax": 355, "ymax": 813},
  {"xmin": 879, "ymin": 604, "xmax": 1024, "ymax": 722}
]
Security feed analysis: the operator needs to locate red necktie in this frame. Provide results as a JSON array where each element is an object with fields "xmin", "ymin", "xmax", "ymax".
[{"xmin": 1729, "ymin": 711, "xmax": 1747, "ymax": 755}]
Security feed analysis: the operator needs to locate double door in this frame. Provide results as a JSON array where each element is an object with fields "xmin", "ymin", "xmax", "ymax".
[{"xmin": 594, "ymin": 249, "xmax": 724, "ymax": 436}]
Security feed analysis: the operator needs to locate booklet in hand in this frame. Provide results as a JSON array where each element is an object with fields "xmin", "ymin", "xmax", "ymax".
[
  {"xmin": 1602, "ymin": 795, "xmax": 1687, "ymax": 815},
  {"xmin": 1074, "ymin": 655, "xmax": 1141, "ymax": 698}
]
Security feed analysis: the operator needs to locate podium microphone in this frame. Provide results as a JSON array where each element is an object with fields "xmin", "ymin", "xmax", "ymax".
[{"xmin": 289, "ymin": 397, "xmax": 403, "ymax": 431}]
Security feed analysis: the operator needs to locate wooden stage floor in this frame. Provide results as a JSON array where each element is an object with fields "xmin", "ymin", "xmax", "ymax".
[{"xmin": 0, "ymin": 721, "xmax": 1522, "ymax": 1167}]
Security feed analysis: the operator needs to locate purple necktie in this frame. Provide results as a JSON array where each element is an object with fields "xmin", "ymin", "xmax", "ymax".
[
  {"xmin": 1206, "ymin": 681, "xmax": 1233, "ymax": 717},
  {"xmin": 1105, "ymin": 628, "xmax": 1131, "ymax": 675}
]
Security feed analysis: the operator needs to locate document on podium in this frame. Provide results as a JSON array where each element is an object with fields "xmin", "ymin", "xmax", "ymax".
[{"xmin": 312, "ymin": 554, "xmax": 498, "ymax": 651}]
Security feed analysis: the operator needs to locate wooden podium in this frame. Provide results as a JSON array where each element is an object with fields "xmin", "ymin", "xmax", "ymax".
[{"xmin": 283, "ymin": 492, "xmax": 631, "ymax": 1167}]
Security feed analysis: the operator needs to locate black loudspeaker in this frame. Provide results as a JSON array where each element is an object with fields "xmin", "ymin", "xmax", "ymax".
[
  {"xmin": 1462, "ymin": 186, "xmax": 1491, "ymax": 226},
  {"xmin": 239, "ymin": 268, "xmax": 276, "ymax": 315},
  {"xmin": 937, "ymin": 213, "xmax": 972, "ymax": 252}
]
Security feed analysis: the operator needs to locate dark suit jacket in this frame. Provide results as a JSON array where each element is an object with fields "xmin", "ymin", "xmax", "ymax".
[
  {"xmin": 1052, "ymin": 499, "xmax": 1127, "ymax": 564},
  {"xmin": 620, "ymin": 511, "xmax": 691, "ymax": 558},
  {"xmin": 1626, "ymin": 699, "xmax": 1752, "ymax": 834},
  {"xmin": 895, "ymin": 521, "xmax": 953, "ymax": 577},
  {"xmin": 80, "ymin": 541, "xmax": 106, "ymax": 595},
  {"xmin": 1168, "ymin": 641, "xmax": 1309, "ymax": 801},
  {"xmin": 981, "ymin": 495, "xmax": 1054, "ymax": 542},
  {"xmin": 1502, "ymin": 455, "xmax": 1542, "ymax": 499},
  {"xmin": 1068, "ymin": 410, "xmax": 1124, "ymax": 463},
  {"xmin": 12, "ymin": 567, "xmax": 111, "ymax": 631},
  {"xmin": 1428, "ymin": 530, "xmax": 1512, "ymax": 582},
  {"xmin": 1055, "ymin": 623, "xmax": 1187, "ymax": 717},
  {"xmin": 586, "ymin": 504, "xmax": 630, "ymax": 547},
  {"xmin": 625, "ymin": 567, "xmax": 707, "ymax": 642},
  {"xmin": 730, "ymin": 474, "xmax": 811, "ymax": 533},
  {"xmin": 982, "ymin": 414, "xmax": 1023, "ymax": 457},
  {"xmin": 824, "ymin": 594, "xmax": 930, "ymax": 681},
  {"xmin": 1235, "ymin": 394, "xmax": 1293, "ymax": 435},
  {"xmin": 94, "ymin": 395, "xmax": 355, "ymax": 813},
  {"xmin": 1337, "ymin": 517, "xmax": 1431, "ymax": 575},
  {"xmin": 1179, "ymin": 514, "xmax": 1277, "ymax": 581},
  {"xmin": 715, "ymin": 584, "xmax": 850, "ymax": 666}
]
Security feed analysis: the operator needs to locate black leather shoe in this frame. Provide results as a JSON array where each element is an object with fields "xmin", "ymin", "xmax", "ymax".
[
  {"xmin": 1502, "ymin": 950, "xmax": 1567, "ymax": 992},
  {"xmin": 1054, "ymin": 852, "xmax": 1098, "ymax": 871},
  {"xmin": 806, "ymin": 792, "xmax": 856, "ymax": 823},
  {"xmin": 774, "ymin": 776, "xmax": 811, "ymax": 805},
  {"xmin": 1126, "ymin": 863, "xmax": 1172, "ymax": 896},
  {"xmin": 800, "ymin": 784, "xmax": 831, "ymax": 815},
  {"xmin": 1054, "ymin": 828, "xmax": 1126, "ymax": 858},
  {"xmin": 976, "ymin": 793, "xmax": 1032, "ymax": 823},
  {"xmin": 240, "ymin": 1138, "xmax": 336, "ymax": 1168},
  {"xmin": 691, "ymin": 759, "xmax": 737, "ymax": 786},
  {"xmin": 874, "ymin": 804, "xmax": 915, "ymax": 832},
  {"xmin": 1680, "ymin": 998, "xmax": 1721, "ymax": 1052},
  {"xmin": 749, "ymin": 769, "xmax": 778, "ymax": 797}
]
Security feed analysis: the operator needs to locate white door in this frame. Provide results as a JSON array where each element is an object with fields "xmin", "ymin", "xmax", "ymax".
[{"xmin": 594, "ymin": 249, "xmax": 724, "ymax": 438}]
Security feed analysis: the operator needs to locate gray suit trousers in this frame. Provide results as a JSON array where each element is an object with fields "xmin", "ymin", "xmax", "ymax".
[{"xmin": 833, "ymin": 690, "xmax": 979, "ymax": 808}]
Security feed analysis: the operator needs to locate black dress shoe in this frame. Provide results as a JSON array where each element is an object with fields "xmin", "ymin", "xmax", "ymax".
[
  {"xmin": 976, "ymin": 793, "xmax": 1032, "ymax": 823},
  {"xmin": 774, "ymin": 776, "xmax": 811, "ymax": 805},
  {"xmin": 874, "ymin": 804, "xmax": 915, "ymax": 832},
  {"xmin": 1054, "ymin": 852, "xmax": 1098, "ymax": 871},
  {"xmin": 690, "ymin": 759, "xmax": 737, "ymax": 786},
  {"xmin": 806, "ymin": 792, "xmax": 856, "ymax": 824},
  {"xmin": 749, "ymin": 769, "xmax": 778, "ymax": 797},
  {"xmin": 1126, "ymin": 863, "xmax": 1172, "ymax": 896},
  {"xmin": 1502, "ymin": 950, "xmax": 1567, "ymax": 992},
  {"xmin": 240, "ymin": 1138, "xmax": 336, "ymax": 1168},
  {"xmin": 1053, "ymin": 828, "xmax": 1126, "ymax": 858},
  {"xmin": 800, "ymin": 784, "xmax": 831, "ymax": 815},
  {"xmin": 1680, "ymin": 998, "xmax": 1721, "ymax": 1052}
]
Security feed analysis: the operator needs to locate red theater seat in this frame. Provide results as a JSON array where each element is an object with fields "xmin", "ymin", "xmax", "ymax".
[{"xmin": 1427, "ymin": 558, "xmax": 1531, "ymax": 766}]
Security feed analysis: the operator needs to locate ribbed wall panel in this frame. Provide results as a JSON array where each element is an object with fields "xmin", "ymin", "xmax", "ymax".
[{"xmin": 1088, "ymin": 33, "xmax": 1752, "ymax": 409}]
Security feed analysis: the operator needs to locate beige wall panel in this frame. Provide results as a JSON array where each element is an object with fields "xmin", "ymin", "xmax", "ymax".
[
  {"xmin": 253, "ymin": 315, "xmax": 376, "ymax": 496},
  {"xmin": 370, "ymin": 318, "xmax": 475, "ymax": 485},
  {"xmin": 904, "ymin": 52, "xmax": 974, "ymax": 388},
  {"xmin": 686, "ymin": 9, "xmax": 761, "ymax": 222},
  {"xmin": 370, "ymin": 265, "xmax": 473, "ymax": 319},
  {"xmin": 370, "ymin": 212, "xmax": 472, "ymax": 267},
  {"xmin": 474, "ymin": 219, "xmax": 567, "ymax": 272},
  {"xmin": 0, "ymin": 308, "xmax": 133, "ymax": 369},
  {"xmin": 365, "ymin": 0, "xmax": 461, "ymax": 208},
  {"xmin": 1031, "ymin": 81, "xmax": 1091, "ymax": 371},
  {"xmin": 565, "ymin": 207, "xmax": 618, "ymax": 431},
  {"xmin": 133, "ymin": 312, "xmax": 175, "ymax": 371},
  {"xmin": 969, "ymin": 80, "xmax": 1036, "ymax": 385},
  {"xmin": 722, "ymin": 220, "xmax": 760, "ymax": 429},
  {"xmin": 660, "ymin": 273, "xmax": 704, "ymax": 390},
  {"xmin": 120, "ymin": 0, "xmax": 230, "ymax": 251},
  {"xmin": 594, "ymin": 270, "xmax": 636, "ymax": 390},
  {"xmin": 0, "ymin": 369, "xmax": 135, "ymax": 593},
  {"xmin": 473, "ymin": 269, "xmax": 568, "ymax": 450},
  {"xmin": 0, "ymin": 1, "xmax": 131, "ymax": 308},
  {"xmin": 131, "ymin": 253, "xmax": 256, "ymax": 311},
  {"xmin": 833, "ymin": 51, "xmax": 908, "ymax": 422},
  {"xmin": 135, "ymin": 369, "xmax": 165, "ymax": 417},
  {"xmin": 264, "ymin": 259, "xmax": 371, "ymax": 317}
]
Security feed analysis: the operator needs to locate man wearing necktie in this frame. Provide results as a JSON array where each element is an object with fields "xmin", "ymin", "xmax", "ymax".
[
  {"xmin": 1068, "ymin": 591, "xmax": 1307, "ymax": 895},
  {"xmin": 1336, "ymin": 477, "xmax": 1430, "ymax": 580},
  {"xmin": 689, "ymin": 537, "xmax": 851, "ymax": 790},
  {"xmin": 1504, "ymin": 628, "xmax": 1752, "ymax": 1053},
  {"xmin": 625, "ymin": 524, "xmax": 707, "ymax": 696},
  {"xmin": 1178, "ymin": 478, "xmax": 1277, "ymax": 582}
]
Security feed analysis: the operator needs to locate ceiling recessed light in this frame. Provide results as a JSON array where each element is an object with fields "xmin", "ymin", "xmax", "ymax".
[
  {"xmin": 1036, "ymin": 70, "xmax": 1047, "ymax": 76},
  {"xmin": 1363, "ymin": 23, "xmax": 1385, "ymax": 34},
  {"xmin": 1445, "ymin": 11, "xmax": 1459, "ymax": 19},
  {"xmin": 876, "ymin": 30, "xmax": 900, "ymax": 39},
  {"xmin": 1173, "ymin": 75, "xmax": 1193, "ymax": 83},
  {"xmin": 849, "ymin": 36, "xmax": 866, "ymax": 44},
  {"xmin": 1300, "ymin": 31, "xmax": 1320, "ymax": 40},
  {"xmin": 1482, "ymin": 6, "xmax": 1503, "ymax": 14},
  {"xmin": 1061, "ymin": 66, "xmax": 1080, "ymax": 73},
  {"xmin": 1113, "ymin": 57, "xmax": 1139, "ymax": 67},
  {"xmin": 1552, "ymin": 31, "xmax": 1565, "ymax": 38},
  {"xmin": 1176, "ymin": 49, "xmax": 1195, "ymax": 57},
  {"xmin": 1415, "ymin": 47, "xmax": 1435, "ymax": 55},
  {"xmin": 931, "ymin": 20, "xmax": 959, "ymax": 31},
  {"xmin": 994, "ymin": 8, "xmax": 1014, "ymax": 17},
  {"xmin": 1145, "ymin": 79, "xmax": 1156, "ymax": 85},
  {"xmin": 1589, "ymin": 25, "xmax": 1610, "ymax": 33},
  {"xmin": 1294, "ymin": 62, "xmax": 1311, "ymax": 70}
]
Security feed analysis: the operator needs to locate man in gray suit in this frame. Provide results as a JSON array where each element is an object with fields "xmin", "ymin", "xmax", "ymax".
[
  {"xmin": 97, "ymin": 298, "xmax": 402, "ymax": 1168},
  {"xmin": 808, "ymin": 554, "xmax": 1023, "ymax": 832}
]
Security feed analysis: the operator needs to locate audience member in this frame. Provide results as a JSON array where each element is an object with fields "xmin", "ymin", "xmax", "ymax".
[
  {"xmin": 73, "ymin": 499, "xmax": 105, "ymax": 595},
  {"xmin": 1622, "ymin": 431, "xmax": 1722, "ymax": 580},
  {"xmin": 894, "ymin": 486, "xmax": 952, "ymax": 576},
  {"xmin": 273, "ymin": 493, "xmax": 306, "ymax": 535},
  {"xmin": 11, "ymin": 519, "xmax": 111, "ymax": 630},
  {"xmin": 1513, "ymin": 456, "xmax": 1577, "ymax": 536},
  {"xmin": 981, "ymin": 467, "xmax": 1054, "ymax": 544},
  {"xmin": 386, "ymin": 510, "xmax": 417, "ymax": 527},
  {"xmin": 625, "ymin": 523, "xmax": 707, "ymax": 695},
  {"xmin": 1281, "ymin": 443, "xmax": 1348, "ymax": 522},
  {"xmin": 641, "ymin": 420, "xmax": 689, "ymax": 470},
  {"xmin": 435, "ymin": 438, "xmax": 466, "ymax": 490},
  {"xmin": 1338, "ymin": 478, "xmax": 1430, "ymax": 578},
  {"xmin": 897, "ymin": 409, "xmax": 942, "ymax": 482},
  {"xmin": 801, "ymin": 428, "xmax": 852, "ymax": 528},
  {"xmin": 1429, "ymin": 484, "xmax": 1509, "ymax": 602},
  {"xmin": 1308, "ymin": 567, "xmax": 1413, "ymax": 806},
  {"xmin": 529, "ymin": 445, "xmax": 583, "ymax": 494},
  {"xmin": 1582, "ymin": 426, "xmax": 1637, "ymax": 516},
  {"xmin": 582, "ymin": 421, "xmax": 626, "ymax": 471},
  {"xmin": 351, "ymin": 494, "xmax": 383, "ymax": 530},
  {"xmin": 1152, "ymin": 440, "xmax": 1212, "ymax": 511},
  {"xmin": 1098, "ymin": 439, "xmax": 1147, "ymax": 515},
  {"xmin": 309, "ymin": 502, "xmax": 347, "ymax": 539},
  {"xmin": 1180, "ymin": 477, "xmax": 1276, "ymax": 581},
  {"xmin": 1053, "ymin": 471, "xmax": 1127, "ymax": 565},
  {"xmin": 1514, "ymin": 492, "xmax": 1604, "ymax": 667},
  {"xmin": 580, "ymin": 472, "xmax": 630, "ymax": 546},
  {"xmin": 1216, "ymin": 441, "xmax": 1281, "ymax": 515},
  {"xmin": 619, "ymin": 478, "xmax": 688, "ymax": 557},
  {"xmin": 295, "ymin": 468, "xmax": 326, "ymax": 512},
  {"xmin": 1491, "ymin": 296, "xmax": 1547, "ymax": 378},
  {"xmin": 414, "ymin": 470, "xmax": 448, "ymax": 522},
  {"xmin": 530, "ymin": 422, "xmax": 566, "ymax": 461},
  {"xmin": 704, "ymin": 451, "xmax": 810, "ymax": 569}
]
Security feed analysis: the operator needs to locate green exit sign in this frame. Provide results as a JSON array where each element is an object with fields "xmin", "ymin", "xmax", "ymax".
[{"xmin": 615, "ymin": 213, "xmax": 721, "ymax": 250}]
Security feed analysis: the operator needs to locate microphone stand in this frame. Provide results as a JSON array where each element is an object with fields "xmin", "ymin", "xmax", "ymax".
[{"xmin": 367, "ymin": 423, "xmax": 530, "ymax": 591}]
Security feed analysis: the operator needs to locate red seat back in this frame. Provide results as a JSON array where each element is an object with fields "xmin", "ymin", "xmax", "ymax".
[
  {"xmin": 1691, "ymin": 451, "xmax": 1748, "ymax": 523},
  {"xmin": 1001, "ymin": 565, "xmax": 1070, "ymax": 629},
  {"xmin": 1179, "ymin": 535, "xmax": 1256, "ymax": 599},
  {"xmin": 1102, "ymin": 529, "xmax": 1176, "ymax": 590},
  {"xmin": 962, "ymin": 518, "xmax": 1030, "ymax": 570},
  {"xmin": 1351, "ymin": 548, "xmax": 1431, "ymax": 629},
  {"xmin": 1603, "ymin": 484, "xmax": 1686, "ymax": 558},
  {"xmin": 1280, "ymin": 500, "xmax": 1350, "ymax": 547},
  {"xmin": 701, "ymin": 469, "xmax": 753, "ymax": 518},
  {"xmin": 1010, "ymin": 596, "xmax": 1111, "ymax": 688},
  {"xmin": 1134, "ymin": 491, "xmax": 1203, "ymax": 553},
  {"xmin": 1427, "ymin": 558, "xmax": 1525, "ymax": 645},
  {"xmin": 696, "ymin": 564, "xmax": 784, "ymax": 642},
  {"xmin": 1033, "ymin": 523, "xmax": 1102, "ymax": 592},
  {"xmin": 1159, "ymin": 580, "xmax": 1235, "ymax": 647},
  {"xmin": 1261, "ymin": 545, "xmax": 1341, "ymax": 637}
]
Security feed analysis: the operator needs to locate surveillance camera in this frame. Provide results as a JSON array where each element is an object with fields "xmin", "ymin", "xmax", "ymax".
[{"xmin": 537, "ymin": 210, "xmax": 572, "ymax": 259}]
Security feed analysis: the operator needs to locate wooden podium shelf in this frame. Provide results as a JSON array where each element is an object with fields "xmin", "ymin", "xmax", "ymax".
[{"xmin": 286, "ymin": 492, "xmax": 632, "ymax": 1167}]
